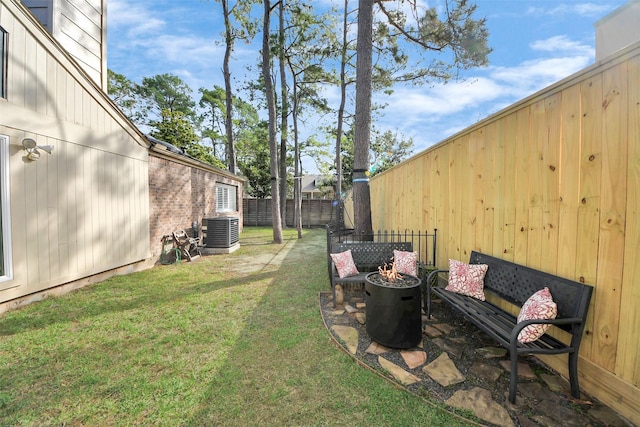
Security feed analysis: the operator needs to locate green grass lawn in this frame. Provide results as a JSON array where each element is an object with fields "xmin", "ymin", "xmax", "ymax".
[{"xmin": 0, "ymin": 227, "xmax": 472, "ymax": 426}]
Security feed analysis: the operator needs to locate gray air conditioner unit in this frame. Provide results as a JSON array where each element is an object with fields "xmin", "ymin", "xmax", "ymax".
[{"xmin": 203, "ymin": 217, "xmax": 239, "ymax": 248}]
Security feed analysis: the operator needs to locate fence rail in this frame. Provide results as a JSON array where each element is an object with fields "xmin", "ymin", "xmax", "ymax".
[{"xmin": 326, "ymin": 225, "xmax": 437, "ymax": 268}]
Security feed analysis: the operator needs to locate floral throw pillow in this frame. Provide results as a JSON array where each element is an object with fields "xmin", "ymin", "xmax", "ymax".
[
  {"xmin": 445, "ymin": 259, "xmax": 489, "ymax": 301},
  {"xmin": 393, "ymin": 250, "xmax": 418, "ymax": 277},
  {"xmin": 517, "ymin": 287, "xmax": 558, "ymax": 343},
  {"xmin": 330, "ymin": 250, "xmax": 359, "ymax": 278}
]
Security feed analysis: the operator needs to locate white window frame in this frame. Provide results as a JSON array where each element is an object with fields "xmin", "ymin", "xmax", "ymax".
[
  {"xmin": 1, "ymin": 26, "xmax": 7, "ymax": 99},
  {"xmin": 216, "ymin": 183, "xmax": 237, "ymax": 213},
  {"xmin": 0, "ymin": 134, "xmax": 13, "ymax": 283}
]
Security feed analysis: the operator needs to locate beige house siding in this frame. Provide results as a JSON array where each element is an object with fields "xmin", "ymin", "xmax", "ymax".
[
  {"xmin": 369, "ymin": 41, "xmax": 640, "ymax": 424},
  {"xmin": 21, "ymin": 0, "xmax": 107, "ymax": 89},
  {"xmin": 0, "ymin": 0, "xmax": 150, "ymax": 306}
]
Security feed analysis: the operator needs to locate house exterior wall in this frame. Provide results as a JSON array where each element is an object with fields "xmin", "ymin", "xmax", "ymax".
[
  {"xmin": 595, "ymin": 0, "xmax": 640, "ymax": 61},
  {"xmin": 21, "ymin": 0, "xmax": 107, "ymax": 89},
  {"xmin": 369, "ymin": 41, "xmax": 640, "ymax": 424},
  {"xmin": 0, "ymin": 0, "xmax": 150, "ymax": 308},
  {"xmin": 148, "ymin": 153, "xmax": 244, "ymax": 259}
]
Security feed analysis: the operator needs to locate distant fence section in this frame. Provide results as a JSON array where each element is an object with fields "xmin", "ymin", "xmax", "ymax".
[{"xmin": 243, "ymin": 198, "xmax": 335, "ymax": 227}]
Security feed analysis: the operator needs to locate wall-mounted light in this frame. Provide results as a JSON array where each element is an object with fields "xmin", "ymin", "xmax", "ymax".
[{"xmin": 22, "ymin": 138, "xmax": 54, "ymax": 161}]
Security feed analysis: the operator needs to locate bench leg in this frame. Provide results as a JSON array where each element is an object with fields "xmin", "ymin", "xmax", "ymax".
[
  {"xmin": 568, "ymin": 351, "xmax": 580, "ymax": 399},
  {"xmin": 509, "ymin": 353, "xmax": 518, "ymax": 403}
]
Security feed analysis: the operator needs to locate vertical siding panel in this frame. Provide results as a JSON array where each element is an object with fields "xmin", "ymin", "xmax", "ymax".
[
  {"xmin": 24, "ymin": 36, "xmax": 37, "ymax": 111},
  {"xmin": 56, "ymin": 63, "xmax": 67, "ymax": 119},
  {"xmin": 46, "ymin": 50, "xmax": 57, "ymax": 117},
  {"xmin": 35, "ymin": 44, "xmax": 47, "ymax": 115},
  {"xmin": 577, "ymin": 75, "xmax": 603, "ymax": 361},
  {"xmin": 542, "ymin": 93, "xmax": 561, "ymax": 273},
  {"xmin": 528, "ymin": 99, "xmax": 545, "ymax": 270},
  {"xmin": 501, "ymin": 114, "xmax": 517, "ymax": 261},
  {"xmin": 47, "ymin": 136, "xmax": 60, "ymax": 279},
  {"xmin": 57, "ymin": 140, "xmax": 70, "ymax": 278},
  {"xmin": 463, "ymin": 132, "xmax": 476, "ymax": 255},
  {"xmin": 592, "ymin": 64, "xmax": 627, "ymax": 372},
  {"xmin": 491, "ymin": 120, "xmax": 505, "ymax": 258},
  {"xmin": 481, "ymin": 123, "xmax": 496, "ymax": 255},
  {"xmin": 432, "ymin": 146, "xmax": 449, "ymax": 261},
  {"xmin": 513, "ymin": 108, "xmax": 530, "ymax": 264},
  {"xmin": 66, "ymin": 143, "xmax": 79, "ymax": 276},
  {"xmin": 36, "ymin": 144, "xmax": 50, "ymax": 282},
  {"xmin": 446, "ymin": 136, "xmax": 469, "ymax": 260},
  {"xmin": 65, "ymin": 75, "xmax": 74, "ymax": 123},
  {"xmin": 557, "ymin": 85, "xmax": 581, "ymax": 279},
  {"xmin": 411, "ymin": 158, "xmax": 423, "ymax": 232}
]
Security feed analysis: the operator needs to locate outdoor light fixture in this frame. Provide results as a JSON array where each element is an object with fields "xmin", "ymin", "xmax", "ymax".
[{"xmin": 22, "ymin": 138, "xmax": 54, "ymax": 161}]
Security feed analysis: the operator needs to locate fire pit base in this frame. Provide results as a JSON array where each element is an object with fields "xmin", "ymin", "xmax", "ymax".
[{"xmin": 365, "ymin": 272, "xmax": 422, "ymax": 349}]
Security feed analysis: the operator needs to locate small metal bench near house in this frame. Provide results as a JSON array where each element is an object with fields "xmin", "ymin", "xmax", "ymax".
[
  {"xmin": 329, "ymin": 241, "xmax": 419, "ymax": 307},
  {"xmin": 426, "ymin": 251, "xmax": 593, "ymax": 403}
]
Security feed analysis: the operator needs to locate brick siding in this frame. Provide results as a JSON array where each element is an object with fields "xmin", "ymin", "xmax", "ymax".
[{"xmin": 149, "ymin": 155, "xmax": 243, "ymax": 258}]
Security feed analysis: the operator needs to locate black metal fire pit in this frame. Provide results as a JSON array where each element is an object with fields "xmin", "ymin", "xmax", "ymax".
[{"xmin": 365, "ymin": 272, "xmax": 422, "ymax": 349}]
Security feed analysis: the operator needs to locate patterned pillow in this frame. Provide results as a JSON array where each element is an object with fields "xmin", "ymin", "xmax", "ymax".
[
  {"xmin": 393, "ymin": 250, "xmax": 418, "ymax": 277},
  {"xmin": 517, "ymin": 287, "xmax": 558, "ymax": 343},
  {"xmin": 330, "ymin": 250, "xmax": 359, "ymax": 278},
  {"xmin": 445, "ymin": 259, "xmax": 489, "ymax": 301}
]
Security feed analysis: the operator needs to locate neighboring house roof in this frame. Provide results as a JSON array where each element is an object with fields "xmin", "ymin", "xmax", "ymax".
[{"xmin": 300, "ymin": 175, "xmax": 331, "ymax": 194}]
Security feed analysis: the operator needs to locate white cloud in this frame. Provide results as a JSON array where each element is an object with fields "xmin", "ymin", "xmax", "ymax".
[
  {"xmin": 527, "ymin": 3, "xmax": 615, "ymax": 18},
  {"xmin": 530, "ymin": 35, "xmax": 593, "ymax": 56}
]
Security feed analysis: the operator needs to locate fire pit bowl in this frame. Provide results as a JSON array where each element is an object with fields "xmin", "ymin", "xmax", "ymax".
[{"xmin": 365, "ymin": 272, "xmax": 422, "ymax": 349}]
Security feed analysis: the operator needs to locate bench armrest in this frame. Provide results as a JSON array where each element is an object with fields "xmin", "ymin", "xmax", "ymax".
[
  {"xmin": 509, "ymin": 317, "xmax": 585, "ymax": 351},
  {"xmin": 425, "ymin": 269, "xmax": 449, "ymax": 318}
]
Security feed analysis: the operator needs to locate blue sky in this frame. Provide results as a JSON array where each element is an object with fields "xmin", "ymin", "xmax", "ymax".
[{"xmin": 107, "ymin": 0, "xmax": 628, "ymax": 173}]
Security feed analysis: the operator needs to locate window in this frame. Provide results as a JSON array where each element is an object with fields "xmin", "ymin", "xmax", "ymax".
[
  {"xmin": 0, "ymin": 26, "xmax": 7, "ymax": 99},
  {"xmin": 216, "ymin": 183, "xmax": 237, "ymax": 213},
  {"xmin": 0, "ymin": 135, "xmax": 12, "ymax": 283}
]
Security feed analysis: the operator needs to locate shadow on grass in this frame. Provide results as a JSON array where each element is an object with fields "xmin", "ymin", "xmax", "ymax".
[{"xmin": 0, "ymin": 267, "xmax": 279, "ymax": 337}]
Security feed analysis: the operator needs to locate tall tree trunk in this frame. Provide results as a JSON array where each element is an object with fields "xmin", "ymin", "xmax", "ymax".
[
  {"xmin": 222, "ymin": 0, "xmax": 236, "ymax": 173},
  {"xmin": 263, "ymin": 0, "xmax": 283, "ymax": 243},
  {"xmin": 278, "ymin": 0, "xmax": 288, "ymax": 228},
  {"xmin": 291, "ymin": 73, "xmax": 302, "ymax": 238},
  {"xmin": 335, "ymin": 0, "xmax": 349, "ymax": 227},
  {"xmin": 352, "ymin": 0, "xmax": 373, "ymax": 236}
]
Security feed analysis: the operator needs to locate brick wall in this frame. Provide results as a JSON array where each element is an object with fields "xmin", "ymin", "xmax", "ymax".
[{"xmin": 149, "ymin": 155, "xmax": 243, "ymax": 258}]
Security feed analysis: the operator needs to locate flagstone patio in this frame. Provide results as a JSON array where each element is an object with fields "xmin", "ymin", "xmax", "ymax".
[{"xmin": 320, "ymin": 287, "xmax": 631, "ymax": 427}]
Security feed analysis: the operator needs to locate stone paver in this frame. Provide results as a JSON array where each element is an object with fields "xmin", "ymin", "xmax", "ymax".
[
  {"xmin": 423, "ymin": 324, "xmax": 443, "ymax": 338},
  {"xmin": 400, "ymin": 350, "xmax": 427, "ymax": 369},
  {"xmin": 378, "ymin": 356, "xmax": 421, "ymax": 386},
  {"xmin": 423, "ymin": 352, "xmax": 465, "ymax": 387},
  {"xmin": 365, "ymin": 341, "xmax": 390, "ymax": 355},
  {"xmin": 330, "ymin": 325, "xmax": 358, "ymax": 355},
  {"xmin": 446, "ymin": 387, "xmax": 514, "ymax": 427},
  {"xmin": 469, "ymin": 361, "xmax": 503, "ymax": 383},
  {"xmin": 477, "ymin": 346, "xmax": 507, "ymax": 359},
  {"xmin": 431, "ymin": 337, "xmax": 464, "ymax": 359},
  {"xmin": 498, "ymin": 360, "xmax": 537, "ymax": 379}
]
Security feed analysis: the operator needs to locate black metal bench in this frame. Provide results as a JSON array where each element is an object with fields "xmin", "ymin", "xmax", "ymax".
[
  {"xmin": 329, "ymin": 241, "xmax": 418, "ymax": 307},
  {"xmin": 426, "ymin": 251, "xmax": 593, "ymax": 403}
]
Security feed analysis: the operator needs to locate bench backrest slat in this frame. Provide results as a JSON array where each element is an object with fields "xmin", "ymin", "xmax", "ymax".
[
  {"xmin": 332, "ymin": 242, "xmax": 413, "ymax": 270},
  {"xmin": 469, "ymin": 251, "xmax": 593, "ymax": 333}
]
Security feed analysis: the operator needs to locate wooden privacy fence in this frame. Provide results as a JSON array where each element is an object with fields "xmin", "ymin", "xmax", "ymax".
[
  {"xmin": 243, "ymin": 198, "xmax": 336, "ymax": 227},
  {"xmin": 368, "ymin": 41, "xmax": 640, "ymax": 424}
]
